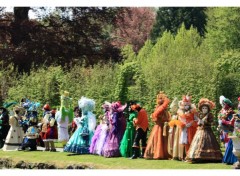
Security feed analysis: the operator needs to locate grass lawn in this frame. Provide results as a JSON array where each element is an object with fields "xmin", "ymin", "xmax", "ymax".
[{"xmin": 0, "ymin": 149, "xmax": 233, "ymax": 169}]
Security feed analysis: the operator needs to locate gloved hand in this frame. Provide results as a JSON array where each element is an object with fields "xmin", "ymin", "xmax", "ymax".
[
  {"xmin": 197, "ymin": 119, "xmax": 203, "ymax": 125},
  {"xmin": 186, "ymin": 122, "xmax": 192, "ymax": 128}
]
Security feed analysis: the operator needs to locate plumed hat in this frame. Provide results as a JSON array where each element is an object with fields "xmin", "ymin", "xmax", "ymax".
[
  {"xmin": 219, "ymin": 95, "xmax": 233, "ymax": 107},
  {"xmin": 198, "ymin": 98, "xmax": 215, "ymax": 111},
  {"xmin": 111, "ymin": 101, "xmax": 127, "ymax": 112}
]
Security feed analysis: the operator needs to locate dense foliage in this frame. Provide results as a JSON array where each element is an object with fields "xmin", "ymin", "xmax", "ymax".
[{"xmin": 0, "ymin": 7, "xmax": 239, "ymax": 135}]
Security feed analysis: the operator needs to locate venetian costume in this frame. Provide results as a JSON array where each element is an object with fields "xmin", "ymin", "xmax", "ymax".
[
  {"xmin": 218, "ymin": 96, "xmax": 237, "ymax": 164},
  {"xmin": 64, "ymin": 96, "xmax": 96, "ymax": 154},
  {"xmin": 90, "ymin": 101, "xmax": 111, "ymax": 155},
  {"xmin": 186, "ymin": 98, "xmax": 223, "ymax": 163},
  {"xmin": 56, "ymin": 91, "xmax": 74, "ymax": 146},
  {"xmin": 0, "ymin": 107, "xmax": 10, "ymax": 148},
  {"xmin": 144, "ymin": 91, "xmax": 170, "ymax": 160},
  {"xmin": 102, "ymin": 101, "xmax": 126, "ymax": 157},
  {"xmin": 120, "ymin": 102, "xmax": 138, "ymax": 158},
  {"xmin": 168, "ymin": 98, "xmax": 183, "ymax": 160},
  {"xmin": 130, "ymin": 103, "xmax": 148, "ymax": 159},
  {"xmin": 174, "ymin": 95, "xmax": 198, "ymax": 160},
  {"xmin": 20, "ymin": 102, "xmax": 41, "ymax": 151},
  {"xmin": 2, "ymin": 106, "xmax": 25, "ymax": 151},
  {"xmin": 41, "ymin": 109, "xmax": 58, "ymax": 152}
]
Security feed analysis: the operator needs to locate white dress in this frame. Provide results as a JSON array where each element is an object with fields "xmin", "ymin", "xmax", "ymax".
[
  {"xmin": 56, "ymin": 111, "xmax": 69, "ymax": 142},
  {"xmin": 2, "ymin": 115, "xmax": 24, "ymax": 151}
]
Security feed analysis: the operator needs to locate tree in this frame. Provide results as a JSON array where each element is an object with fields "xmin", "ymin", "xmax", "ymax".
[
  {"xmin": 112, "ymin": 7, "xmax": 156, "ymax": 53},
  {"xmin": 150, "ymin": 7, "xmax": 207, "ymax": 43},
  {"xmin": 0, "ymin": 7, "xmax": 122, "ymax": 72},
  {"xmin": 205, "ymin": 7, "xmax": 240, "ymax": 58}
]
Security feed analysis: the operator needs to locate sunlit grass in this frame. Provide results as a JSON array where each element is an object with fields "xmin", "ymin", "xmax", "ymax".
[{"xmin": 0, "ymin": 149, "xmax": 233, "ymax": 169}]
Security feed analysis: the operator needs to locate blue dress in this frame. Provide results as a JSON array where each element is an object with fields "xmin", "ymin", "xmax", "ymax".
[
  {"xmin": 222, "ymin": 139, "xmax": 238, "ymax": 164},
  {"xmin": 64, "ymin": 115, "xmax": 91, "ymax": 154}
]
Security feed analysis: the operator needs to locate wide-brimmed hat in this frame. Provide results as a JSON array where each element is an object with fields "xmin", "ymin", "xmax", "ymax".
[
  {"xmin": 111, "ymin": 101, "xmax": 127, "ymax": 112},
  {"xmin": 13, "ymin": 106, "xmax": 26, "ymax": 114},
  {"xmin": 198, "ymin": 98, "xmax": 215, "ymax": 111}
]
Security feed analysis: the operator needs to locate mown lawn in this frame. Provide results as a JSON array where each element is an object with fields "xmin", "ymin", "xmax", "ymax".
[{"xmin": 0, "ymin": 149, "xmax": 233, "ymax": 169}]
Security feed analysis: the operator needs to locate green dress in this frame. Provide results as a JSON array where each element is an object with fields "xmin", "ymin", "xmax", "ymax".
[{"xmin": 119, "ymin": 111, "xmax": 137, "ymax": 157}]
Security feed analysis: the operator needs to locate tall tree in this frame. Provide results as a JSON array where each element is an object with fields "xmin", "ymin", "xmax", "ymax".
[
  {"xmin": 112, "ymin": 7, "xmax": 156, "ymax": 53},
  {"xmin": 150, "ymin": 7, "xmax": 207, "ymax": 43},
  {"xmin": 0, "ymin": 7, "xmax": 121, "ymax": 72},
  {"xmin": 205, "ymin": 7, "xmax": 240, "ymax": 58}
]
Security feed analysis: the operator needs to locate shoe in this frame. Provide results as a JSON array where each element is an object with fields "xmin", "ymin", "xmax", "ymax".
[
  {"xmin": 44, "ymin": 148, "xmax": 50, "ymax": 151},
  {"xmin": 130, "ymin": 148, "xmax": 139, "ymax": 159},
  {"xmin": 50, "ymin": 148, "xmax": 56, "ymax": 152}
]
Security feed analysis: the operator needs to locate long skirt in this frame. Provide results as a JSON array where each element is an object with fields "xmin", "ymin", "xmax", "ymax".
[
  {"xmin": 144, "ymin": 124, "xmax": 170, "ymax": 159},
  {"xmin": 186, "ymin": 126, "xmax": 223, "ymax": 162}
]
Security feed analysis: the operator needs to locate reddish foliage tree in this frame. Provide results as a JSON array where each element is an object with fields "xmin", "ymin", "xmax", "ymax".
[{"xmin": 112, "ymin": 7, "xmax": 156, "ymax": 53}]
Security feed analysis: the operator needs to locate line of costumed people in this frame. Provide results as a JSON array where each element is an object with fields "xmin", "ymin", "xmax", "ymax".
[{"xmin": 1, "ymin": 90, "xmax": 240, "ymax": 166}]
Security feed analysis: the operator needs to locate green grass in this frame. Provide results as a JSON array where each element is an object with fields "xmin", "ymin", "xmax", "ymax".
[{"xmin": 0, "ymin": 150, "xmax": 233, "ymax": 169}]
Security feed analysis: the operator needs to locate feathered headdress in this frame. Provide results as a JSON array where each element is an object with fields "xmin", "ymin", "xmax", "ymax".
[
  {"xmin": 198, "ymin": 98, "xmax": 215, "ymax": 111},
  {"xmin": 219, "ymin": 95, "xmax": 233, "ymax": 107},
  {"xmin": 170, "ymin": 97, "xmax": 178, "ymax": 113},
  {"xmin": 78, "ymin": 96, "xmax": 95, "ymax": 112}
]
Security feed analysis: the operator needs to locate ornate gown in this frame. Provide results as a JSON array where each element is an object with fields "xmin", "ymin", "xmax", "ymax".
[
  {"xmin": 64, "ymin": 114, "xmax": 92, "ymax": 154},
  {"xmin": 144, "ymin": 99, "xmax": 171, "ymax": 159},
  {"xmin": 2, "ymin": 115, "xmax": 24, "ymax": 151},
  {"xmin": 56, "ymin": 111, "xmax": 69, "ymax": 142},
  {"xmin": 90, "ymin": 112, "xmax": 110, "ymax": 155},
  {"xmin": 218, "ymin": 108, "xmax": 238, "ymax": 164},
  {"xmin": 102, "ymin": 111, "xmax": 126, "ymax": 157},
  {"xmin": 168, "ymin": 114, "xmax": 184, "ymax": 160},
  {"xmin": 119, "ymin": 111, "xmax": 137, "ymax": 157},
  {"xmin": 186, "ymin": 113, "xmax": 223, "ymax": 162}
]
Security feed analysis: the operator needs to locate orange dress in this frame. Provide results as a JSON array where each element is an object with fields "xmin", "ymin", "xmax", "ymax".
[
  {"xmin": 144, "ymin": 99, "xmax": 171, "ymax": 159},
  {"xmin": 176, "ymin": 109, "xmax": 198, "ymax": 156}
]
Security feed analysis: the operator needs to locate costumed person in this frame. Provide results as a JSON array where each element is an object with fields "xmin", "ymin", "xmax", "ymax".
[
  {"xmin": 144, "ymin": 91, "xmax": 170, "ymax": 160},
  {"xmin": 20, "ymin": 101, "xmax": 41, "ymax": 151},
  {"xmin": 70, "ymin": 106, "xmax": 82, "ymax": 136},
  {"xmin": 174, "ymin": 95, "xmax": 198, "ymax": 161},
  {"xmin": 90, "ymin": 101, "xmax": 111, "ymax": 155},
  {"xmin": 64, "ymin": 96, "xmax": 96, "ymax": 154},
  {"xmin": 0, "ymin": 106, "xmax": 10, "ymax": 148},
  {"xmin": 130, "ymin": 102, "xmax": 148, "ymax": 159},
  {"xmin": 102, "ymin": 101, "xmax": 127, "ymax": 157},
  {"xmin": 2, "ymin": 106, "xmax": 25, "ymax": 151},
  {"xmin": 119, "ymin": 101, "xmax": 138, "ymax": 158},
  {"xmin": 41, "ymin": 109, "xmax": 58, "ymax": 152},
  {"xmin": 218, "ymin": 96, "xmax": 238, "ymax": 164},
  {"xmin": 56, "ymin": 91, "xmax": 74, "ymax": 147},
  {"xmin": 168, "ymin": 97, "xmax": 183, "ymax": 160},
  {"xmin": 40, "ymin": 103, "xmax": 51, "ymax": 150},
  {"xmin": 20, "ymin": 98, "xmax": 32, "ymax": 133},
  {"xmin": 185, "ymin": 98, "xmax": 223, "ymax": 163},
  {"xmin": 20, "ymin": 114, "xmax": 39, "ymax": 151}
]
